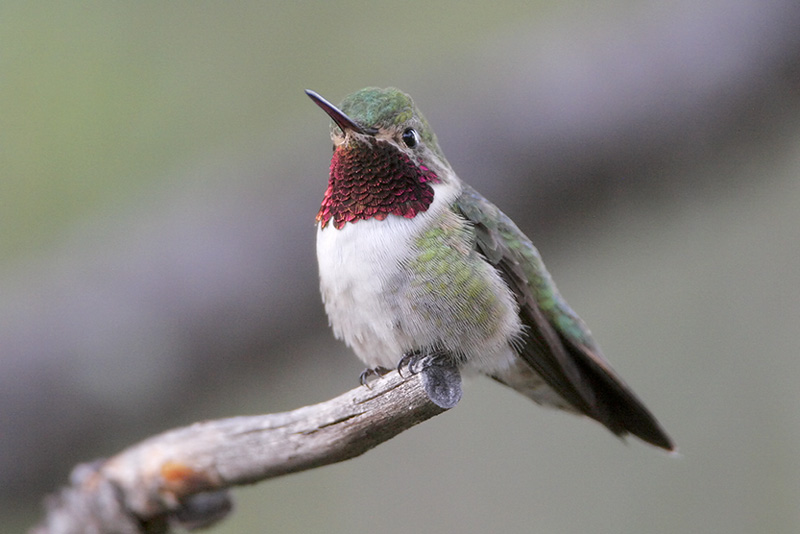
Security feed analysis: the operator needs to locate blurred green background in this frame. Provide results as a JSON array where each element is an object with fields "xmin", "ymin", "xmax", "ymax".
[{"xmin": 3, "ymin": 1, "xmax": 800, "ymax": 532}]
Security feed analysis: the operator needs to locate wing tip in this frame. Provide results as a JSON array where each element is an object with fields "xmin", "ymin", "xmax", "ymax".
[
  {"xmin": 630, "ymin": 426, "xmax": 676, "ymax": 452},
  {"xmin": 602, "ymin": 403, "xmax": 676, "ymax": 452}
]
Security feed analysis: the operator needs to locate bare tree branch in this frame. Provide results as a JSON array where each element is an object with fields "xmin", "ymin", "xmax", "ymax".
[{"xmin": 32, "ymin": 371, "xmax": 447, "ymax": 534}]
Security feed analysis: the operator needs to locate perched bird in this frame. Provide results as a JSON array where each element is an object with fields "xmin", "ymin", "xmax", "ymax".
[{"xmin": 307, "ymin": 87, "xmax": 674, "ymax": 451}]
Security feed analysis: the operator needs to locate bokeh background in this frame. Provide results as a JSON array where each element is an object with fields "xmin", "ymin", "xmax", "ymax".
[{"xmin": 3, "ymin": 1, "xmax": 800, "ymax": 532}]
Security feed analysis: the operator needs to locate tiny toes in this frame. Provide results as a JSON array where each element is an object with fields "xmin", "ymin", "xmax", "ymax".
[{"xmin": 359, "ymin": 366, "xmax": 392, "ymax": 387}]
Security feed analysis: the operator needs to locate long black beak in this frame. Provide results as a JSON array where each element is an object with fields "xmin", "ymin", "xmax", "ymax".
[{"xmin": 305, "ymin": 89, "xmax": 376, "ymax": 135}]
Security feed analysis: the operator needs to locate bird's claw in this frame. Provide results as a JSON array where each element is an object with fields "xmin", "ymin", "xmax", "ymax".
[
  {"xmin": 359, "ymin": 366, "xmax": 391, "ymax": 388},
  {"xmin": 397, "ymin": 351, "xmax": 445, "ymax": 377},
  {"xmin": 396, "ymin": 352, "xmax": 416, "ymax": 378}
]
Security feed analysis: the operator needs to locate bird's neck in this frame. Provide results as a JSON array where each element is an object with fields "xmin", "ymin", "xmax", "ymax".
[{"xmin": 316, "ymin": 140, "xmax": 440, "ymax": 230}]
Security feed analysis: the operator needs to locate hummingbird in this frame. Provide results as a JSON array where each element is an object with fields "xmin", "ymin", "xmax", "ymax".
[{"xmin": 306, "ymin": 87, "xmax": 674, "ymax": 451}]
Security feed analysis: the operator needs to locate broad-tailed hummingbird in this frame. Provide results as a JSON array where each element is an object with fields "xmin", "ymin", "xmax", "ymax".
[{"xmin": 307, "ymin": 87, "xmax": 673, "ymax": 451}]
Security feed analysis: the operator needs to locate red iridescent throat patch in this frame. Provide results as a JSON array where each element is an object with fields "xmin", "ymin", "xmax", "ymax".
[{"xmin": 316, "ymin": 140, "xmax": 440, "ymax": 229}]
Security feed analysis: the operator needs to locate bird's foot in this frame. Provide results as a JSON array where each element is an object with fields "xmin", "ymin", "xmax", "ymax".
[
  {"xmin": 359, "ymin": 366, "xmax": 392, "ymax": 388},
  {"xmin": 397, "ymin": 351, "xmax": 426, "ymax": 377},
  {"xmin": 397, "ymin": 351, "xmax": 463, "ymax": 409}
]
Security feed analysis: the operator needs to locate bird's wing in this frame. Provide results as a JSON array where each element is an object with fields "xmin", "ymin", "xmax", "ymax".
[{"xmin": 455, "ymin": 184, "xmax": 674, "ymax": 450}]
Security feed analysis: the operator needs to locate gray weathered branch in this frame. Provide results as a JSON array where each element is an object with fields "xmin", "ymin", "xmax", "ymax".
[{"xmin": 32, "ymin": 371, "xmax": 446, "ymax": 534}]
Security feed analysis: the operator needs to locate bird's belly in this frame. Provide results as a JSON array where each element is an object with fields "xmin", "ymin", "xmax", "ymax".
[
  {"xmin": 317, "ymin": 217, "xmax": 419, "ymax": 369},
  {"xmin": 317, "ymin": 214, "xmax": 522, "ymax": 373}
]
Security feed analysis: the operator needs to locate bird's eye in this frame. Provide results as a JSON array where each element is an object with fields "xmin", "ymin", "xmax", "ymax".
[{"xmin": 401, "ymin": 128, "xmax": 419, "ymax": 148}]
